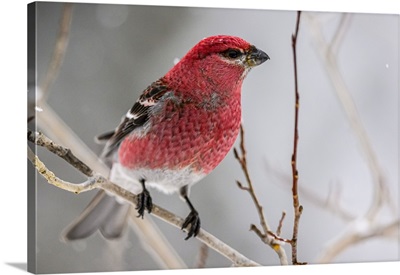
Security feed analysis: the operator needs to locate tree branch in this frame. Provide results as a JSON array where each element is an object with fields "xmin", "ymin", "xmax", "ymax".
[
  {"xmin": 31, "ymin": 4, "xmax": 188, "ymax": 269},
  {"xmin": 127, "ymin": 211, "xmax": 187, "ymax": 269},
  {"xmin": 195, "ymin": 243, "xmax": 209, "ymax": 268},
  {"xmin": 28, "ymin": 129, "xmax": 93, "ymax": 177},
  {"xmin": 317, "ymin": 219, "xmax": 400, "ymax": 263},
  {"xmin": 28, "ymin": 145, "xmax": 98, "ymax": 194},
  {"xmin": 233, "ymin": 126, "xmax": 269, "ymax": 235},
  {"xmin": 303, "ymin": 12, "xmax": 399, "ymax": 263},
  {"xmin": 304, "ymin": 12, "xmax": 392, "ymax": 222},
  {"xmin": 28, "ymin": 131, "xmax": 260, "ymax": 267},
  {"xmin": 234, "ymin": 125, "xmax": 289, "ymax": 265},
  {"xmin": 290, "ymin": 10, "xmax": 306, "ymax": 265},
  {"xmin": 39, "ymin": 3, "xmax": 73, "ymax": 102},
  {"xmin": 265, "ymin": 162, "xmax": 356, "ymax": 222}
]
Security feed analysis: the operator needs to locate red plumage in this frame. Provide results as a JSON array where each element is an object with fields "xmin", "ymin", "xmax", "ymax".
[
  {"xmin": 119, "ymin": 36, "xmax": 255, "ymax": 174},
  {"xmin": 64, "ymin": 35, "xmax": 269, "ymax": 240}
]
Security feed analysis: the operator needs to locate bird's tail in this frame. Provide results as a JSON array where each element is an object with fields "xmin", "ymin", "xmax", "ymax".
[{"xmin": 62, "ymin": 190, "xmax": 131, "ymax": 241}]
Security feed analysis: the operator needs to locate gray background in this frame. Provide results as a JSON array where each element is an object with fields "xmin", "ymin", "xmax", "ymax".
[{"xmin": 31, "ymin": 2, "xmax": 398, "ymax": 273}]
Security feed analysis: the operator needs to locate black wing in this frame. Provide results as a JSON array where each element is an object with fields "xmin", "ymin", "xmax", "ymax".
[{"xmin": 99, "ymin": 79, "xmax": 170, "ymax": 158}]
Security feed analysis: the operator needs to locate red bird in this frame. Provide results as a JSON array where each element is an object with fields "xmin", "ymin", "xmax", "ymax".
[{"xmin": 64, "ymin": 35, "xmax": 269, "ymax": 240}]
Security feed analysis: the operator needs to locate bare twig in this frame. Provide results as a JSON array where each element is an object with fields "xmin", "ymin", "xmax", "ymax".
[
  {"xmin": 305, "ymin": 12, "xmax": 391, "ymax": 222},
  {"xmin": 31, "ymin": 4, "xmax": 189, "ymax": 269},
  {"xmin": 276, "ymin": 212, "xmax": 286, "ymax": 237},
  {"xmin": 304, "ymin": 12, "xmax": 398, "ymax": 263},
  {"xmin": 128, "ymin": 212, "xmax": 187, "ymax": 269},
  {"xmin": 28, "ymin": 145, "xmax": 98, "ymax": 194},
  {"xmin": 290, "ymin": 10, "xmax": 306, "ymax": 265},
  {"xmin": 233, "ymin": 126, "xmax": 270, "ymax": 236},
  {"xmin": 28, "ymin": 132, "xmax": 259, "ymax": 267},
  {"xmin": 329, "ymin": 13, "xmax": 352, "ymax": 54},
  {"xmin": 28, "ymin": 129, "xmax": 92, "ymax": 177},
  {"xmin": 234, "ymin": 125, "xmax": 289, "ymax": 265},
  {"xmin": 39, "ymin": 3, "xmax": 73, "ymax": 102},
  {"xmin": 195, "ymin": 243, "xmax": 209, "ymax": 268},
  {"xmin": 265, "ymin": 162, "xmax": 356, "ymax": 221},
  {"xmin": 36, "ymin": 103, "xmax": 188, "ymax": 269},
  {"xmin": 318, "ymin": 219, "xmax": 400, "ymax": 263},
  {"xmin": 36, "ymin": 102, "xmax": 110, "ymax": 175}
]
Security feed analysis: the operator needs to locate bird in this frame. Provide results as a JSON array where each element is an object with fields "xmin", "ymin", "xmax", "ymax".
[{"xmin": 63, "ymin": 35, "xmax": 269, "ymax": 241}]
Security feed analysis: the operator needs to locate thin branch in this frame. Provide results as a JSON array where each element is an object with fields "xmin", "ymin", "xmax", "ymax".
[
  {"xmin": 304, "ymin": 12, "xmax": 391, "ymax": 222},
  {"xmin": 233, "ymin": 126, "xmax": 270, "ymax": 235},
  {"xmin": 329, "ymin": 13, "xmax": 352, "ymax": 54},
  {"xmin": 290, "ymin": 10, "xmax": 306, "ymax": 265},
  {"xmin": 276, "ymin": 212, "xmax": 286, "ymax": 237},
  {"xmin": 266, "ymin": 162, "xmax": 356, "ymax": 221},
  {"xmin": 39, "ymin": 3, "xmax": 73, "ymax": 102},
  {"xmin": 28, "ymin": 129, "xmax": 93, "ymax": 177},
  {"xmin": 36, "ymin": 103, "xmax": 188, "ymax": 269},
  {"xmin": 36, "ymin": 102, "xmax": 110, "ymax": 176},
  {"xmin": 27, "ymin": 145, "xmax": 98, "ymax": 194},
  {"xmin": 317, "ymin": 219, "xmax": 400, "ymax": 263},
  {"xmin": 304, "ymin": 12, "xmax": 398, "ymax": 263},
  {"xmin": 195, "ymin": 243, "xmax": 209, "ymax": 268},
  {"xmin": 31, "ymin": 4, "xmax": 188, "ymax": 269},
  {"xmin": 28, "ymin": 132, "xmax": 259, "ymax": 267},
  {"xmin": 234, "ymin": 125, "xmax": 289, "ymax": 265},
  {"xmin": 128, "ymin": 212, "xmax": 187, "ymax": 269}
]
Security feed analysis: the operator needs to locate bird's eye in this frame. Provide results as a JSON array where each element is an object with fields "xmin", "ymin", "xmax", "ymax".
[{"xmin": 223, "ymin": 49, "xmax": 242, "ymax": 59}]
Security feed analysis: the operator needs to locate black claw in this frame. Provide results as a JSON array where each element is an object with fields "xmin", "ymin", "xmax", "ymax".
[
  {"xmin": 181, "ymin": 210, "xmax": 201, "ymax": 240},
  {"xmin": 180, "ymin": 193, "xmax": 201, "ymax": 240},
  {"xmin": 136, "ymin": 184, "xmax": 152, "ymax": 218}
]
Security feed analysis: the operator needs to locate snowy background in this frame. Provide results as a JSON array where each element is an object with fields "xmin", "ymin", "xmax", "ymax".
[{"xmin": 29, "ymin": 2, "xmax": 398, "ymax": 273}]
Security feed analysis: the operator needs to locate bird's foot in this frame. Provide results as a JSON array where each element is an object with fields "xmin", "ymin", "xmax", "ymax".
[
  {"xmin": 136, "ymin": 188, "xmax": 153, "ymax": 218},
  {"xmin": 181, "ymin": 210, "xmax": 201, "ymax": 240}
]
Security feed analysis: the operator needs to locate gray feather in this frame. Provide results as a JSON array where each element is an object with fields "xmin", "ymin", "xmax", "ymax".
[{"xmin": 62, "ymin": 191, "xmax": 130, "ymax": 241}]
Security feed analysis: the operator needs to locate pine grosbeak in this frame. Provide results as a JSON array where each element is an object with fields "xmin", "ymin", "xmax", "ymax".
[{"xmin": 64, "ymin": 35, "xmax": 269, "ymax": 240}]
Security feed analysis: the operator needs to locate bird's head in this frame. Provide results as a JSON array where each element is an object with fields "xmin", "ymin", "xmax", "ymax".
[
  {"xmin": 165, "ymin": 35, "xmax": 269, "ymax": 94},
  {"xmin": 191, "ymin": 35, "xmax": 269, "ymax": 69}
]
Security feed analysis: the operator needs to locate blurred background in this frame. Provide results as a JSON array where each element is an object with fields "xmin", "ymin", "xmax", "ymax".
[{"xmin": 28, "ymin": 2, "xmax": 398, "ymax": 273}]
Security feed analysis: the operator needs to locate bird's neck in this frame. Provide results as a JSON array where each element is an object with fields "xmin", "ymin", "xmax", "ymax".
[{"xmin": 164, "ymin": 57, "xmax": 245, "ymax": 98}]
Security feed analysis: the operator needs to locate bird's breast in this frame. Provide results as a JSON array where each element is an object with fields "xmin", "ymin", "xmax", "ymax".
[{"xmin": 118, "ymin": 93, "xmax": 242, "ymax": 175}]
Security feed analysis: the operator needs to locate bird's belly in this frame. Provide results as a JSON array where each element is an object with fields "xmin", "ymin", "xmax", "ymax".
[{"xmin": 109, "ymin": 162, "xmax": 206, "ymax": 195}]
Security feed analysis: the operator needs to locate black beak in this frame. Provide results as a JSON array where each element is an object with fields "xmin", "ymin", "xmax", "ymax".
[{"xmin": 248, "ymin": 46, "xmax": 270, "ymax": 66}]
